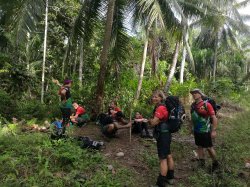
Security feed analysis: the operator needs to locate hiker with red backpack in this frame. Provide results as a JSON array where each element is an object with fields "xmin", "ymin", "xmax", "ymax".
[
  {"xmin": 149, "ymin": 90, "xmax": 175, "ymax": 187},
  {"xmin": 190, "ymin": 88, "xmax": 220, "ymax": 171}
]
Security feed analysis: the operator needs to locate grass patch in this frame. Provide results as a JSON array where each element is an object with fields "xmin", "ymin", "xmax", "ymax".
[
  {"xmin": 0, "ymin": 129, "xmax": 134, "ymax": 187},
  {"xmin": 187, "ymin": 109, "xmax": 250, "ymax": 187}
]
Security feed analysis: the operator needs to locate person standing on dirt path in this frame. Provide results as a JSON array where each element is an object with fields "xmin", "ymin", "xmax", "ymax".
[
  {"xmin": 58, "ymin": 79, "xmax": 73, "ymax": 136},
  {"xmin": 149, "ymin": 90, "xmax": 175, "ymax": 187},
  {"xmin": 190, "ymin": 88, "xmax": 219, "ymax": 171}
]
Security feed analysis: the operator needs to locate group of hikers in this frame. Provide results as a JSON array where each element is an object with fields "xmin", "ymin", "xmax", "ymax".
[{"xmin": 55, "ymin": 79, "xmax": 220, "ymax": 187}]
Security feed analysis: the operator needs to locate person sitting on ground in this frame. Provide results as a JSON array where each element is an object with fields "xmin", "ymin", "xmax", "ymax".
[
  {"xmin": 70, "ymin": 101, "xmax": 88, "ymax": 127},
  {"xmin": 109, "ymin": 101, "xmax": 127, "ymax": 124},
  {"xmin": 132, "ymin": 112, "xmax": 151, "ymax": 138},
  {"xmin": 98, "ymin": 112, "xmax": 132, "ymax": 138}
]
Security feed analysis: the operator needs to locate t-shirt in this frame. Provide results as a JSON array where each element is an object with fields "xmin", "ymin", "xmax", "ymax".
[
  {"xmin": 154, "ymin": 105, "xmax": 169, "ymax": 122},
  {"xmin": 192, "ymin": 101, "xmax": 215, "ymax": 118},
  {"xmin": 114, "ymin": 107, "xmax": 121, "ymax": 112},
  {"xmin": 59, "ymin": 86, "xmax": 72, "ymax": 108},
  {"xmin": 76, "ymin": 106, "xmax": 85, "ymax": 117},
  {"xmin": 191, "ymin": 100, "xmax": 215, "ymax": 133}
]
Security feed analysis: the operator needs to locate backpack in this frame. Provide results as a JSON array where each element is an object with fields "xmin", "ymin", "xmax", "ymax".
[
  {"xmin": 58, "ymin": 86, "xmax": 71, "ymax": 101},
  {"xmin": 96, "ymin": 113, "xmax": 113, "ymax": 127},
  {"xmin": 76, "ymin": 136, "xmax": 104, "ymax": 150},
  {"xmin": 164, "ymin": 96, "xmax": 186, "ymax": 133},
  {"xmin": 191, "ymin": 97, "xmax": 221, "ymax": 116},
  {"xmin": 202, "ymin": 97, "xmax": 221, "ymax": 115}
]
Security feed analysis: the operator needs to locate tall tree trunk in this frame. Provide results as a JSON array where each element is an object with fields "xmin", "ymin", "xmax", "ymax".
[
  {"xmin": 26, "ymin": 32, "xmax": 30, "ymax": 71},
  {"xmin": 73, "ymin": 43, "xmax": 78, "ymax": 75},
  {"xmin": 180, "ymin": 45, "xmax": 186, "ymax": 84},
  {"xmin": 150, "ymin": 38, "xmax": 158, "ymax": 76},
  {"xmin": 61, "ymin": 37, "xmax": 70, "ymax": 78},
  {"xmin": 79, "ymin": 38, "xmax": 84, "ymax": 87},
  {"xmin": 212, "ymin": 34, "xmax": 219, "ymax": 83},
  {"xmin": 135, "ymin": 38, "xmax": 148, "ymax": 100},
  {"xmin": 95, "ymin": 0, "xmax": 116, "ymax": 113},
  {"xmin": 212, "ymin": 46, "xmax": 218, "ymax": 83},
  {"xmin": 165, "ymin": 41, "xmax": 181, "ymax": 92},
  {"xmin": 184, "ymin": 34, "xmax": 195, "ymax": 73},
  {"xmin": 41, "ymin": 0, "xmax": 48, "ymax": 103}
]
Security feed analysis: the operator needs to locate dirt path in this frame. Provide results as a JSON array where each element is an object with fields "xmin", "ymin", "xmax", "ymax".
[{"xmin": 70, "ymin": 103, "xmax": 243, "ymax": 186}]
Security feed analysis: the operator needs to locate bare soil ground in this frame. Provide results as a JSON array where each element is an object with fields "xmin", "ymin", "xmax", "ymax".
[{"xmin": 70, "ymin": 102, "xmax": 246, "ymax": 187}]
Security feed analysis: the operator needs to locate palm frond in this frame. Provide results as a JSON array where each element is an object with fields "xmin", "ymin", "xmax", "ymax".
[
  {"xmin": 110, "ymin": 0, "xmax": 131, "ymax": 65},
  {"xmin": 72, "ymin": 0, "xmax": 103, "ymax": 43}
]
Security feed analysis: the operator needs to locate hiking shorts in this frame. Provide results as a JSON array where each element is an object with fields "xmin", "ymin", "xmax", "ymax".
[
  {"xmin": 194, "ymin": 132, "xmax": 213, "ymax": 148},
  {"xmin": 156, "ymin": 132, "xmax": 171, "ymax": 159},
  {"xmin": 102, "ymin": 124, "xmax": 117, "ymax": 138}
]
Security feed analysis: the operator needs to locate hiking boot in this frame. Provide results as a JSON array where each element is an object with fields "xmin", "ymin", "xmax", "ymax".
[
  {"xmin": 166, "ymin": 170, "xmax": 174, "ymax": 185},
  {"xmin": 156, "ymin": 175, "xmax": 166, "ymax": 187},
  {"xmin": 198, "ymin": 159, "xmax": 205, "ymax": 168},
  {"xmin": 211, "ymin": 160, "xmax": 220, "ymax": 172}
]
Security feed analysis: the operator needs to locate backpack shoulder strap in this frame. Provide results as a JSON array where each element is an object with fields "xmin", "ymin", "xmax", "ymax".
[{"xmin": 203, "ymin": 100, "xmax": 208, "ymax": 111}]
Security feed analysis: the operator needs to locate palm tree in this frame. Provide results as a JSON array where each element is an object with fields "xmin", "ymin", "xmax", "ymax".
[
  {"xmin": 41, "ymin": 0, "xmax": 49, "ymax": 103},
  {"xmin": 96, "ymin": 0, "xmax": 116, "ymax": 113},
  {"xmin": 192, "ymin": 0, "xmax": 250, "ymax": 82},
  {"xmin": 132, "ymin": 0, "xmax": 206, "ymax": 92}
]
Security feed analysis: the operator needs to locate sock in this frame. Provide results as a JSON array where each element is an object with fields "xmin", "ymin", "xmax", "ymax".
[{"xmin": 167, "ymin": 170, "xmax": 174, "ymax": 179}]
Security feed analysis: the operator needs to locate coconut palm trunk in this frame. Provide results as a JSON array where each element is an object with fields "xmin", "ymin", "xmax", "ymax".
[
  {"xmin": 180, "ymin": 45, "xmax": 186, "ymax": 84},
  {"xmin": 41, "ymin": 0, "xmax": 48, "ymax": 103},
  {"xmin": 165, "ymin": 41, "xmax": 181, "ymax": 92},
  {"xmin": 96, "ymin": 0, "xmax": 116, "ymax": 113},
  {"xmin": 79, "ymin": 38, "xmax": 84, "ymax": 87},
  {"xmin": 135, "ymin": 38, "xmax": 148, "ymax": 100}
]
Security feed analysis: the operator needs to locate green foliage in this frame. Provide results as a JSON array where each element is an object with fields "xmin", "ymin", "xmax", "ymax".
[
  {"xmin": 170, "ymin": 78, "xmax": 198, "ymax": 97},
  {"xmin": 0, "ymin": 130, "xmax": 134, "ymax": 186},
  {"xmin": 16, "ymin": 100, "xmax": 47, "ymax": 120},
  {"xmin": 0, "ymin": 90, "xmax": 15, "ymax": 119}
]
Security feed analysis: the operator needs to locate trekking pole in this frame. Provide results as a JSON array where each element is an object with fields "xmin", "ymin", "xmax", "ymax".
[{"xmin": 129, "ymin": 102, "xmax": 133, "ymax": 143}]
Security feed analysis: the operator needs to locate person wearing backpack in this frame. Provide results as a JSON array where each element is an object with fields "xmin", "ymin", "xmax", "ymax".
[
  {"xmin": 71, "ymin": 101, "xmax": 88, "ymax": 127},
  {"xmin": 190, "ymin": 88, "xmax": 219, "ymax": 171},
  {"xmin": 149, "ymin": 90, "xmax": 175, "ymax": 187},
  {"xmin": 58, "ymin": 79, "xmax": 73, "ymax": 136}
]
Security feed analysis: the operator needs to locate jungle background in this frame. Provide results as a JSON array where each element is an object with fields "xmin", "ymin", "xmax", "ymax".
[{"xmin": 0, "ymin": 0, "xmax": 250, "ymax": 186}]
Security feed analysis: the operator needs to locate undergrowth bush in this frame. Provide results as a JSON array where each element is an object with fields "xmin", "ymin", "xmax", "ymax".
[{"xmin": 0, "ymin": 126, "xmax": 135, "ymax": 187}]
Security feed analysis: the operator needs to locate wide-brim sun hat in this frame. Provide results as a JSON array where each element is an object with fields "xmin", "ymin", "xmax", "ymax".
[{"xmin": 190, "ymin": 88, "xmax": 206, "ymax": 97}]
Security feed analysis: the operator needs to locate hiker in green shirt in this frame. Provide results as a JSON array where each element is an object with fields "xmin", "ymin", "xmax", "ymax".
[{"xmin": 58, "ymin": 79, "xmax": 73, "ymax": 136}]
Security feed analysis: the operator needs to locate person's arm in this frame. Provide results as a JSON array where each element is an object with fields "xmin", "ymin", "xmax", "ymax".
[
  {"xmin": 210, "ymin": 115, "xmax": 218, "ymax": 138},
  {"xmin": 134, "ymin": 118, "xmax": 144, "ymax": 122},
  {"xmin": 149, "ymin": 105, "xmax": 167, "ymax": 127},
  {"xmin": 60, "ymin": 89, "xmax": 66, "ymax": 101},
  {"xmin": 207, "ymin": 103, "xmax": 218, "ymax": 138},
  {"xmin": 148, "ymin": 117, "xmax": 160, "ymax": 127}
]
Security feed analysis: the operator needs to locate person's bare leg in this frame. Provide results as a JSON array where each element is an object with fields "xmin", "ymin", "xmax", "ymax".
[
  {"xmin": 107, "ymin": 124, "xmax": 115, "ymax": 133},
  {"xmin": 197, "ymin": 146, "xmax": 205, "ymax": 167},
  {"xmin": 197, "ymin": 146, "xmax": 205, "ymax": 159},
  {"xmin": 167, "ymin": 154, "xmax": 175, "ymax": 184},
  {"xmin": 207, "ymin": 147, "xmax": 219, "ymax": 171},
  {"xmin": 115, "ymin": 121, "xmax": 132, "ymax": 129},
  {"xmin": 207, "ymin": 147, "xmax": 216, "ymax": 160},
  {"xmin": 160, "ymin": 158, "xmax": 168, "ymax": 176},
  {"xmin": 167, "ymin": 154, "xmax": 174, "ymax": 170}
]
